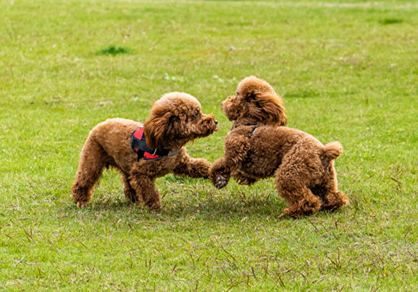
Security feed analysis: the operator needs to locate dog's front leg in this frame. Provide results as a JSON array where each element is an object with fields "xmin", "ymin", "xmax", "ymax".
[
  {"xmin": 173, "ymin": 154, "xmax": 211, "ymax": 179},
  {"xmin": 129, "ymin": 171, "xmax": 162, "ymax": 211},
  {"xmin": 209, "ymin": 157, "xmax": 231, "ymax": 189}
]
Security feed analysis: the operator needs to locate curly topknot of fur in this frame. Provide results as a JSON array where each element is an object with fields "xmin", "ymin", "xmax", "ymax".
[{"xmin": 222, "ymin": 76, "xmax": 287, "ymax": 127}]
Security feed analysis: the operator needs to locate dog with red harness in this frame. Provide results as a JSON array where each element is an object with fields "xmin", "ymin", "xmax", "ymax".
[{"xmin": 72, "ymin": 92, "xmax": 218, "ymax": 210}]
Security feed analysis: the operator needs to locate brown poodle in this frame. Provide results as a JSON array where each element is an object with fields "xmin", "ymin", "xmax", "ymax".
[
  {"xmin": 209, "ymin": 76, "xmax": 349, "ymax": 218},
  {"xmin": 72, "ymin": 92, "xmax": 218, "ymax": 210}
]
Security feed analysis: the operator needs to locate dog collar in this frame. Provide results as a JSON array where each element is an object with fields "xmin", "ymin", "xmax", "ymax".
[
  {"xmin": 241, "ymin": 124, "xmax": 258, "ymax": 138},
  {"xmin": 130, "ymin": 128, "xmax": 180, "ymax": 161},
  {"xmin": 250, "ymin": 125, "xmax": 258, "ymax": 138}
]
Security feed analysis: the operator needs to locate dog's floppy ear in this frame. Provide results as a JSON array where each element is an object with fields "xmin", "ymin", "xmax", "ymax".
[
  {"xmin": 144, "ymin": 111, "xmax": 172, "ymax": 149},
  {"xmin": 238, "ymin": 76, "xmax": 287, "ymax": 126},
  {"xmin": 257, "ymin": 92, "xmax": 287, "ymax": 126}
]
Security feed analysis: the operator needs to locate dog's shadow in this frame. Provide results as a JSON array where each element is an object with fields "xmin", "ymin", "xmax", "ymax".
[{"xmin": 65, "ymin": 190, "xmax": 287, "ymax": 222}]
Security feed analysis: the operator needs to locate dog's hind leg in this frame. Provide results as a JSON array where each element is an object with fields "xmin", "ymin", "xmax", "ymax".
[
  {"xmin": 277, "ymin": 184, "xmax": 321, "ymax": 218},
  {"xmin": 72, "ymin": 138, "xmax": 107, "ymax": 208},
  {"xmin": 314, "ymin": 162, "xmax": 349, "ymax": 212},
  {"xmin": 275, "ymin": 151, "xmax": 321, "ymax": 218}
]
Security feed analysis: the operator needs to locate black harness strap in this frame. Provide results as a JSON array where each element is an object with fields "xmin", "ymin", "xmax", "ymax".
[{"xmin": 130, "ymin": 128, "xmax": 179, "ymax": 161}]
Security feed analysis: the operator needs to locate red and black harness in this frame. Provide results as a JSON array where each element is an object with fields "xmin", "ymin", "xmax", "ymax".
[{"xmin": 130, "ymin": 128, "xmax": 180, "ymax": 161}]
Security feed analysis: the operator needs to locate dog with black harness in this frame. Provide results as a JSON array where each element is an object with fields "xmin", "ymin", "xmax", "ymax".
[{"xmin": 72, "ymin": 92, "xmax": 218, "ymax": 210}]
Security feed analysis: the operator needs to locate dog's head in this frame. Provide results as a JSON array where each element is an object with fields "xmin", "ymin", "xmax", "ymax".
[
  {"xmin": 144, "ymin": 92, "xmax": 218, "ymax": 149},
  {"xmin": 222, "ymin": 76, "xmax": 287, "ymax": 126}
]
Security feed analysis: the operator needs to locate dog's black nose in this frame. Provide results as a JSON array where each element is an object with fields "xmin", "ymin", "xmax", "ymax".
[{"xmin": 214, "ymin": 120, "xmax": 218, "ymax": 125}]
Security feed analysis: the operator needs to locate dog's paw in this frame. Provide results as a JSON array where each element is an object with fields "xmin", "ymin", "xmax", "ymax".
[
  {"xmin": 215, "ymin": 175, "xmax": 228, "ymax": 189},
  {"xmin": 278, "ymin": 212, "xmax": 289, "ymax": 219},
  {"xmin": 149, "ymin": 202, "xmax": 163, "ymax": 211},
  {"xmin": 76, "ymin": 201, "xmax": 88, "ymax": 208}
]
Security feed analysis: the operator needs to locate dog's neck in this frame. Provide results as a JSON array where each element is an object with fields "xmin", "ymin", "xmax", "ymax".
[
  {"xmin": 232, "ymin": 116, "xmax": 282, "ymax": 130},
  {"xmin": 229, "ymin": 122, "xmax": 259, "ymax": 141},
  {"xmin": 231, "ymin": 118, "xmax": 261, "ymax": 130},
  {"xmin": 151, "ymin": 137, "xmax": 185, "ymax": 152},
  {"xmin": 160, "ymin": 142, "xmax": 183, "ymax": 151}
]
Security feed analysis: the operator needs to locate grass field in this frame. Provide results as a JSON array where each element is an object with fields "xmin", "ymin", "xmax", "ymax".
[{"xmin": 1, "ymin": 0, "xmax": 418, "ymax": 290}]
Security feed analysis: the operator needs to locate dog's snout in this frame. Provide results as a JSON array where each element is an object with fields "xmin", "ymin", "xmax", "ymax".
[{"xmin": 214, "ymin": 120, "xmax": 218, "ymax": 125}]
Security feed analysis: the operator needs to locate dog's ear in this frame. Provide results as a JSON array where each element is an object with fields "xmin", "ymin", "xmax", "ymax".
[
  {"xmin": 256, "ymin": 92, "xmax": 287, "ymax": 126},
  {"xmin": 144, "ymin": 111, "xmax": 172, "ymax": 149},
  {"xmin": 238, "ymin": 76, "xmax": 287, "ymax": 126}
]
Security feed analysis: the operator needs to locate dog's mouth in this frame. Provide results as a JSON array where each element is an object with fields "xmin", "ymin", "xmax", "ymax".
[
  {"xmin": 206, "ymin": 125, "xmax": 218, "ymax": 134},
  {"xmin": 214, "ymin": 123, "xmax": 219, "ymax": 132},
  {"xmin": 201, "ymin": 118, "xmax": 218, "ymax": 135}
]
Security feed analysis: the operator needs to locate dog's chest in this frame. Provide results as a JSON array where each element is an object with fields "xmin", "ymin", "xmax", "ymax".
[
  {"xmin": 225, "ymin": 131, "xmax": 282, "ymax": 178},
  {"xmin": 138, "ymin": 154, "xmax": 181, "ymax": 176}
]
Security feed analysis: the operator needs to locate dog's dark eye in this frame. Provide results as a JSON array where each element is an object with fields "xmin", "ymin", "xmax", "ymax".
[{"xmin": 194, "ymin": 111, "xmax": 200, "ymax": 118}]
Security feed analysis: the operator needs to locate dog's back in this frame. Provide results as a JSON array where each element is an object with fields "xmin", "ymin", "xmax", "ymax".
[
  {"xmin": 210, "ymin": 76, "xmax": 348, "ymax": 217},
  {"xmin": 225, "ymin": 124, "xmax": 337, "ymax": 178},
  {"xmin": 86, "ymin": 118, "xmax": 141, "ymax": 172}
]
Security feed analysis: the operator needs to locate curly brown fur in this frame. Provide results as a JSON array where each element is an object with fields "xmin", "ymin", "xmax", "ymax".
[
  {"xmin": 72, "ymin": 92, "xmax": 218, "ymax": 210},
  {"xmin": 210, "ymin": 76, "xmax": 349, "ymax": 218}
]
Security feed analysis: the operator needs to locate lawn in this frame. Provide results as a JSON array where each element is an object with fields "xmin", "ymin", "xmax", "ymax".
[{"xmin": 1, "ymin": 0, "xmax": 418, "ymax": 291}]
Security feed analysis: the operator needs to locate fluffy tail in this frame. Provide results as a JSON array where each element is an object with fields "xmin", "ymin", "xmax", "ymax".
[
  {"xmin": 321, "ymin": 141, "xmax": 343, "ymax": 167},
  {"xmin": 324, "ymin": 141, "xmax": 343, "ymax": 160}
]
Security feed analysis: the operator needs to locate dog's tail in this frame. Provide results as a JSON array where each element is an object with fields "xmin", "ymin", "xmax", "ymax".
[
  {"xmin": 321, "ymin": 141, "xmax": 343, "ymax": 168},
  {"xmin": 324, "ymin": 141, "xmax": 343, "ymax": 160}
]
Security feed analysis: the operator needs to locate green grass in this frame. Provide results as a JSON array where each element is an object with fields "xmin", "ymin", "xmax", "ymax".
[{"xmin": 1, "ymin": 0, "xmax": 418, "ymax": 290}]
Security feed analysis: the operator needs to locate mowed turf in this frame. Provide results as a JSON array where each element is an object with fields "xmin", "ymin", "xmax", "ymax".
[{"xmin": 1, "ymin": 0, "xmax": 418, "ymax": 290}]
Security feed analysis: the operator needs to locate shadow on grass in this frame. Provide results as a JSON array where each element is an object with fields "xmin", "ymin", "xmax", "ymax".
[
  {"xmin": 63, "ymin": 191, "xmax": 346, "ymax": 222},
  {"xmin": 64, "ymin": 195, "xmax": 280, "ymax": 220}
]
